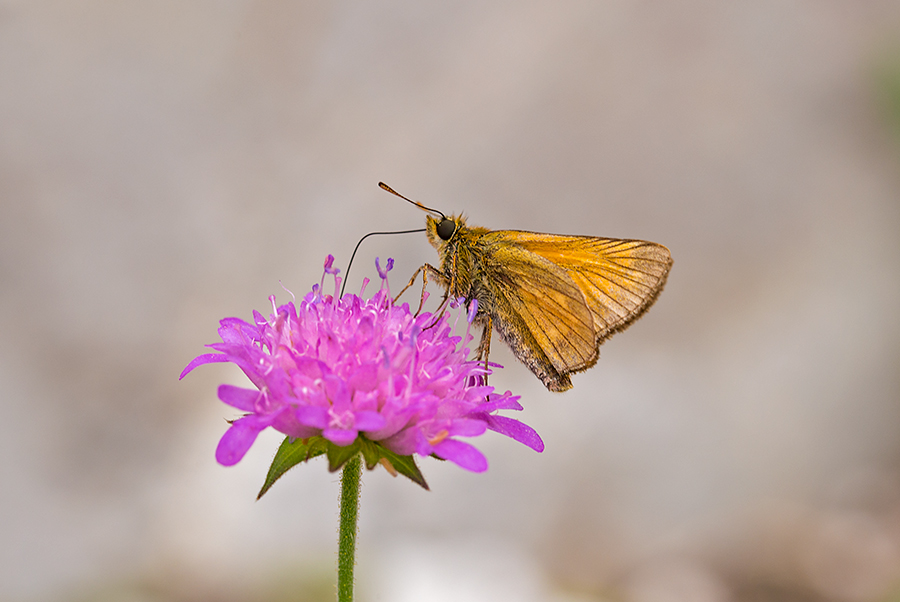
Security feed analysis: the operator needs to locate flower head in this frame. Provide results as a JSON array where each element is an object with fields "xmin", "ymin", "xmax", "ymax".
[{"xmin": 181, "ymin": 256, "xmax": 543, "ymax": 479}]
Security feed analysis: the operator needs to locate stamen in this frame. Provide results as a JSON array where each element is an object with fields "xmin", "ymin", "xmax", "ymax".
[
  {"xmin": 323, "ymin": 254, "xmax": 340, "ymax": 275},
  {"xmin": 381, "ymin": 346, "xmax": 394, "ymax": 401},
  {"xmin": 405, "ymin": 325, "xmax": 420, "ymax": 398},
  {"xmin": 328, "ymin": 408, "xmax": 355, "ymax": 430},
  {"xmin": 375, "ymin": 257, "xmax": 395, "ymax": 298},
  {"xmin": 428, "ymin": 429, "xmax": 449, "ymax": 445},
  {"xmin": 278, "ymin": 281, "xmax": 296, "ymax": 305},
  {"xmin": 320, "ymin": 255, "xmax": 337, "ymax": 294},
  {"xmin": 462, "ymin": 299, "xmax": 476, "ymax": 350}
]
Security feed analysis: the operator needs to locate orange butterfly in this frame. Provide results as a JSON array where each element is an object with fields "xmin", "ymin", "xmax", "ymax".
[{"xmin": 382, "ymin": 183, "xmax": 672, "ymax": 392}]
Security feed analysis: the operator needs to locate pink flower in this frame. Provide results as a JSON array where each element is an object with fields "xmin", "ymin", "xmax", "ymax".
[{"xmin": 181, "ymin": 256, "xmax": 543, "ymax": 474}]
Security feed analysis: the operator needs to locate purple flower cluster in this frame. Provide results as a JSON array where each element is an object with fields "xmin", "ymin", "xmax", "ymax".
[{"xmin": 181, "ymin": 256, "xmax": 543, "ymax": 472}]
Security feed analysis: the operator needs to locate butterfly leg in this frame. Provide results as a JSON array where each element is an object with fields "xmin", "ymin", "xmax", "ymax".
[
  {"xmin": 413, "ymin": 263, "xmax": 451, "ymax": 328},
  {"xmin": 394, "ymin": 264, "xmax": 449, "ymax": 318},
  {"xmin": 427, "ymin": 264, "xmax": 454, "ymax": 322},
  {"xmin": 419, "ymin": 264, "xmax": 450, "ymax": 316},
  {"xmin": 474, "ymin": 314, "xmax": 493, "ymax": 387},
  {"xmin": 393, "ymin": 265, "xmax": 426, "ymax": 305}
]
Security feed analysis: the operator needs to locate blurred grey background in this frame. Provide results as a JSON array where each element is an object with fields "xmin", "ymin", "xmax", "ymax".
[{"xmin": 2, "ymin": 2, "xmax": 900, "ymax": 601}]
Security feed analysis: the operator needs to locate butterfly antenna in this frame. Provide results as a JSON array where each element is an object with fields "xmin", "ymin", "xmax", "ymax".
[
  {"xmin": 340, "ymin": 228, "xmax": 426, "ymax": 297},
  {"xmin": 378, "ymin": 182, "xmax": 446, "ymax": 220}
]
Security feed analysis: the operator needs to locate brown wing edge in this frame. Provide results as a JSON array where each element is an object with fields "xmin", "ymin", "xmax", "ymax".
[
  {"xmin": 488, "ymin": 306, "xmax": 575, "ymax": 392},
  {"xmin": 483, "ymin": 251, "xmax": 590, "ymax": 393},
  {"xmin": 594, "ymin": 244, "xmax": 673, "ymax": 343}
]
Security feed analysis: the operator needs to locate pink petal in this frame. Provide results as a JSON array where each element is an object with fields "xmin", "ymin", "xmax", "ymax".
[
  {"xmin": 323, "ymin": 428, "xmax": 358, "ymax": 446},
  {"xmin": 353, "ymin": 410, "xmax": 386, "ymax": 431},
  {"xmin": 271, "ymin": 410, "xmax": 320, "ymax": 439},
  {"xmin": 433, "ymin": 439, "xmax": 488, "ymax": 472},
  {"xmin": 380, "ymin": 427, "xmax": 418, "ymax": 456},
  {"xmin": 215, "ymin": 415, "xmax": 267, "ymax": 466},
  {"xmin": 217, "ymin": 385, "xmax": 260, "ymax": 411},
  {"xmin": 476, "ymin": 393, "xmax": 523, "ymax": 412},
  {"xmin": 179, "ymin": 353, "xmax": 229, "ymax": 379},
  {"xmin": 347, "ymin": 364, "xmax": 378, "ymax": 392},
  {"xmin": 295, "ymin": 405, "xmax": 329, "ymax": 429},
  {"xmin": 482, "ymin": 415, "xmax": 544, "ymax": 452},
  {"xmin": 446, "ymin": 418, "xmax": 488, "ymax": 437}
]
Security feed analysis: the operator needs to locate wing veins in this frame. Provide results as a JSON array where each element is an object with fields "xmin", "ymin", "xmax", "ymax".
[
  {"xmin": 488, "ymin": 253, "xmax": 597, "ymax": 366},
  {"xmin": 488, "ymin": 252, "xmax": 595, "ymax": 335},
  {"xmin": 497, "ymin": 275, "xmax": 595, "ymax": 343},
  {"xmin": 515, "ymin": 298, "xmax": 595, "ymax": 365}
]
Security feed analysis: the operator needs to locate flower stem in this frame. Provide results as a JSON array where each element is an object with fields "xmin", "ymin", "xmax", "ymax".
[{"xmin": 337, "ymin": 454, "xmax": 362, "ymax": 602}]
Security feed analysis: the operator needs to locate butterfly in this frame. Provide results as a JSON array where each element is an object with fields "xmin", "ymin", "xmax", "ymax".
[{"xmin": 381, "ymin": 183, "xmax": 673, "ymax": 392}]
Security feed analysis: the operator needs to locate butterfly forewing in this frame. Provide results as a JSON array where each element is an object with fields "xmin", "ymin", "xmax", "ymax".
[{"xmin": 495, "ymin": 233, "xmax": 671, "ymax": 336}]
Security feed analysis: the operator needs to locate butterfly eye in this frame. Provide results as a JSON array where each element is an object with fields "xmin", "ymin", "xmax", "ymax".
[{"xmin": 437, "ymin": 218, "xmax": 456, "ymax": 241}]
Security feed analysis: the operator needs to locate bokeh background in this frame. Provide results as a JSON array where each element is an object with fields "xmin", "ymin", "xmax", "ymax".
[{"xmin": 3, "ymin": 2, "xmax": 900, "ymax": 601}]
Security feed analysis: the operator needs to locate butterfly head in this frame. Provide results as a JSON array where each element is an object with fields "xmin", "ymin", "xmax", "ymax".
[{"xmin": 425, "ymin": 213, "xmax": 466, "ymax": 250}]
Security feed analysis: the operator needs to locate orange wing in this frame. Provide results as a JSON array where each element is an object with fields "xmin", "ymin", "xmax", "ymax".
[
  {"xmin": 505, "ymin": 232, "xmax": 672, "ymax": 340},
  {"xmin": 480, "ymin": 231, "xmax": 672, "ymax": 390}
]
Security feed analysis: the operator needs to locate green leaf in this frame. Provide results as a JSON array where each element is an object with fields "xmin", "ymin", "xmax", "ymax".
[
  {"xmin": 358, "ymin": 437, "xmax": 382, "ymax": 470},
  {"xmin": 326, "ymin": 439, "xmax": 362, "ymax": 472},
  {"xmin": 256, "ymin": 434, "xmax": 431, "ymax": 498},
  {"xmin": 307, "ymin": 436, "xmax": 329, "ymax": 460},
  {"xmin": 258, "ymin": 436, "xmax": 313, "ymax": 500},
  {"xmin": 355, "ymin": 437, "xmax": 428, "ymax": 489},
  {"xmin": 378, "ymin": 445, "xmax": 429, "ymax": 490}
]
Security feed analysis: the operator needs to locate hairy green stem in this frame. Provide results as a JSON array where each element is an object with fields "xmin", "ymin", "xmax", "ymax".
[{"xmin": 337, "ymin": 455, "xmax": 362, "ymax": 602}]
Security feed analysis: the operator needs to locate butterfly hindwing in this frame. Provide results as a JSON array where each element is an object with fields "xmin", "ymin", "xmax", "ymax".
[{"xmin": 479, "ymin": 234, "xmax": 599, "ymax": 390}]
